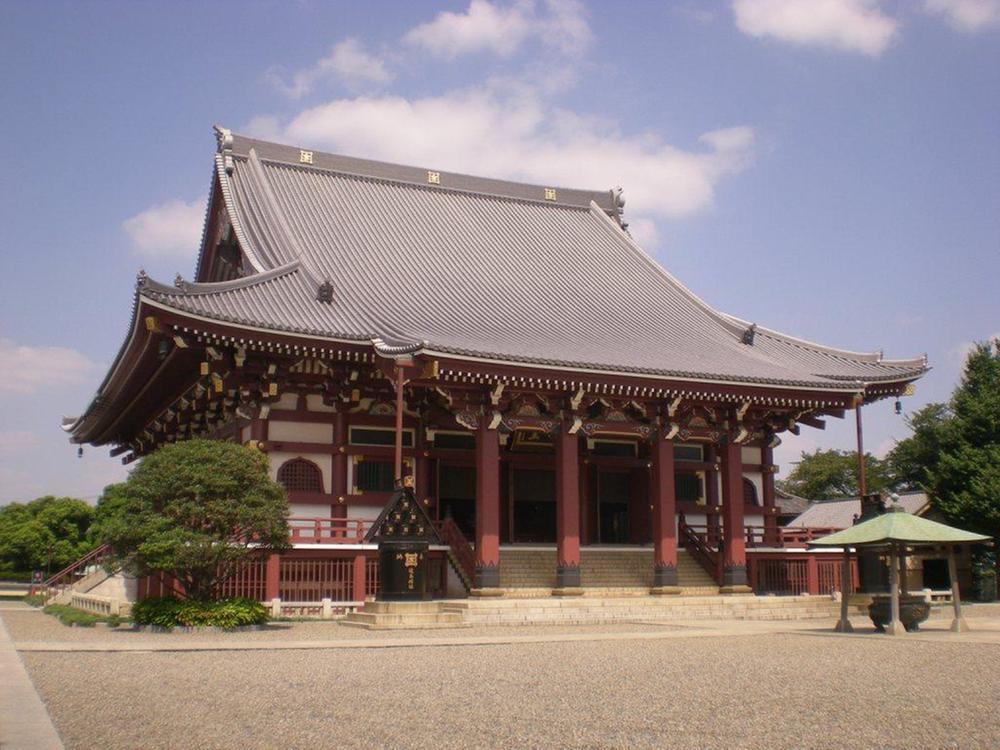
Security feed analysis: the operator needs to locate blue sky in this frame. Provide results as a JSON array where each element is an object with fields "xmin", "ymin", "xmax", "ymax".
[{"xmin": 1, "ymin": 0, "xmax": 997, "ymax": 504}]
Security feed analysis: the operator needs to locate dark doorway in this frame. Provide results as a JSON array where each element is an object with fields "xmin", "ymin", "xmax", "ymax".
[
  {"xmin": 598, "ymin": 471, "xmax": 630, "ymax": 544},
  {"xmin": 511, "ymin": 469, "xmax": 556, "ymax": 543},
  {"xmin": 438, "ymin": 465, "xmax": 476, "ymax": 539},
  {"xmin": 922, "ymin": 558, "xmax": 950, "ymax": 590}
]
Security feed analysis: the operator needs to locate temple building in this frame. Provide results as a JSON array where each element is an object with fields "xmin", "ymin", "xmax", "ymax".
[{"xmin": 64, "ymin": 127, "xmax": 927, "ymax": 602}]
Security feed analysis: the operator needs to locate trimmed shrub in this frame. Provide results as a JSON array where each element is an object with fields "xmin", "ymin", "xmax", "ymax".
[
  {"xmin": 131, "ymin": 596, "xmax": 268, "ymax": 629},
  {"xmin": 43, "ymin": 604, "xmax": 104, "ymax": 627},
  {"xmin": 23, "ymin": 593, "xmax": 47, "ymax": 607}
]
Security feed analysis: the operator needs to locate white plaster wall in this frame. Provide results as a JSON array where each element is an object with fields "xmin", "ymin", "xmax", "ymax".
[
  {"xmin": 268, "ymin": 451, "xmax": 332, "ymax": 493},
  {"xmin": 347, "ymin": 505, "xmax": 382, "ymax": 521},
  {"xmin": 241, "ymin": 426, "xmax": 251, "ymax": 443},
  {"xmin": 306, "ymin": 394, "xmax": 337, "ymax": 413},
  {"xmin": 288, "ymin": 501, "xmax": 332, "ymax": 518},
  {"xmin": 268, "ymin": 421, "xmax": 333, "ymax": 444},
  {"xmin": 744, "ymin": 471, "xmax": 764, "ymax": 507},
  {"xmin": 276, "ymin": 393, "xmax": 299, "ymax": 409},
  {"xmin": 741, "ymin": 446, "xmax": 762, "ymax": 464}
]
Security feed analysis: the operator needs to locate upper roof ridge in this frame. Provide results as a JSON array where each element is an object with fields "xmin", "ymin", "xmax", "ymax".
[{"xmin": 219, "ymin": 128, "xmax": 618, "ymax": 215}]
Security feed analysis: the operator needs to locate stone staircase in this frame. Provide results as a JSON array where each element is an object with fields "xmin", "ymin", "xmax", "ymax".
[
  {"xmin": 342, "ymin": 601, "xmax": 470, "ymax": 630},
  {"xmin": 498, "ymin": 547, "xmax": 718, "ymax": 594},
  {"xmin": 445, "ymin": 594, "xmax": 854, "ymax": 627}
]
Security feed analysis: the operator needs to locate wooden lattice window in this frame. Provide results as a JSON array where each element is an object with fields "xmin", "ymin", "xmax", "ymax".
[
  {"xmin": 277, "ymin": 458, "xmax": 323, "ymax": 493},
  {"xmin": 743, "ymin": 478, "xmax": 759, "ymax": 506}
]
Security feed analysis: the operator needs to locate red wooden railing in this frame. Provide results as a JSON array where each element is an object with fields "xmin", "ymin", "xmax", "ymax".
[
  {"xmin": 748, "ymin": 554, "xmax": 858, "ymax": 596},
  {"xmin": 435, "ymin": 518, "xmax": 476, "ymax": 587},
  {"xmin": 287, "ymin": 517, "xmax": 370, "ymax": 544},
  {"xmin": 33, "ymin": 544, "xmax": 112, "ymax": 599},
  {"xmin": 678, "ymin": 514, "xmax": 722, "ymax": 584},
  {"xmin": 739, "ymin": 525, "xmax": 842, "ymax": 548}
]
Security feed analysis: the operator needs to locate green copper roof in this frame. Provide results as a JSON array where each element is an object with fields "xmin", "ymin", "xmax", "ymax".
[{"xmin": 809, "ymin": 507, "xmax": 990, "ymax": 547}]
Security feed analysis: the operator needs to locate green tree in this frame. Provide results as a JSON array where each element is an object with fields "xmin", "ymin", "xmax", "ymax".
[
  {"xmin": 778, "ymin": 448, "xmax": 893, "ymax": 501},
  {"xmin": 927, "ymin": 341, "xmax": 1000, "ymax": 539},
  {"xmin": 93, "ymin": 440, "xmax": 290, "ymax": 601},
  {"xmin": 0, "ymin": 496, "xmax": 95, "ymax": 574},
  {"xmin": 885, "ymin": 403, "xmax": 950, "ymax": 490}
]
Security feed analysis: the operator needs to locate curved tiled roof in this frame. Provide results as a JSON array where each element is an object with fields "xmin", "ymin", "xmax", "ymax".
[{"xmin": 141, "ymin": 130, "xmax": 926, "ymax": 391}]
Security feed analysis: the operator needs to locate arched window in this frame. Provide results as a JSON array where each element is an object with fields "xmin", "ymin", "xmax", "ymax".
[
  {"xmin": 277, "ymin": 458, "xmax": 323, "ymax": 493},
  {"xmin": 743, "ymin": 478, "xmax": 759, "ymax": 506}
]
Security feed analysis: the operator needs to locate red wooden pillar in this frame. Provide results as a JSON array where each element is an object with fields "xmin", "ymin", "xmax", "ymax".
[
  {"xmin": 762, "ymin": 445, "xmax": 779, "ymax": 545},
  {"xmin": 265, "ymin": 553, "xmax": 281, "ymax": 601},
  {"xmin": 474, "ymin": 421, "xmax": 501, "ymax": 589},
  {"xmin": 353, "ymin": 553, "xmax": 367, "ymax": 602},
  {"xmin": 705, "ymin": 445, "xmax": 720, "ymax": 546},
  {"xmin": 719, "ymin": 437, "xmax": 749, "ymax": 590},
  {"xmin": 555, "ymin": 428, "xmax": 581, "ymax": 590},
  {"xmin": 628, "ymin": 467, "xmax": 648, "ymax": 544},
  {"xmin": 806, "ymin": 555, "xmax": 820, "ymax": 595},
  {"xmin": 331, "ymin": 411, "xmax": 348, "ymax": 504},
  {"xmin": 651, "ymin": 433, "xmax": 679, "ymax": 591}
]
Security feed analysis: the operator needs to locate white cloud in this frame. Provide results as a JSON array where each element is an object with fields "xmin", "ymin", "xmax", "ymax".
[
  {"xmin": 732, "ymin": 0, "xmax": 898, "ymax": 56},
  {"xmin": 404, "ymin": 0, "xmax": 591, "ymax": 59},
  {"xmin": 267, "ymin": 38, "xmax": 393, "ymax": 98},
  {"xmin": 122, "ymin": 198, "xmax": 205, "ymax": 259},
  {"xmin": 925, "ymin": 0, "xmax": 1000, "ymax": 31},
  {"xmin": 0, "ymin": 340, "xmax": 100, "ymax": 397},
  {"xmin": 257, "ymin": 86, "xmax": 752, "ymax": 237}
]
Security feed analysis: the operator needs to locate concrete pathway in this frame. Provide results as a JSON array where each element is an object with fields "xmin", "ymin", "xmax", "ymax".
[{"xmin": 0, "ymin": 612, "xmax": 64, "ymax": 749}]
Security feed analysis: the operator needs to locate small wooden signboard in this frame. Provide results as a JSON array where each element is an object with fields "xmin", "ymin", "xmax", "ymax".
[{"xmin": 365, "ymin": 478, "xmax": 442, "ymax": 601}]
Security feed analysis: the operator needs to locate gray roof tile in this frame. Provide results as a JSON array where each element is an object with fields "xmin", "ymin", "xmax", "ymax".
[{"xmin": 141, "ymin": 131, "xmax": 928, "ymax": 390}]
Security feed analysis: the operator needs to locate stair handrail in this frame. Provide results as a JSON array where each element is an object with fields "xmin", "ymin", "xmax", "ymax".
[
  {"xmin": 678, "ymin": 514, "xmax": 722, "ymax": 585},
  {"xmin": 435, "ymin": 518, "xmax": 476, "ymax": 586},
  {"xmin": 34, "ymin": 543, "xmax": 112, "ymax": 597}
]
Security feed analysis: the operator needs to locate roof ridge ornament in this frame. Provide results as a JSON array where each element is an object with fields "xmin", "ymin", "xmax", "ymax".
[
  {"xmin": 741, "ymin": 323, "xmax": 757, "ymax": 346},
  {"xmin": 610, "ymin": 186, "xmax": 628, "ymax": 231},
  {"xmin": 135, "ymin": 268, "xmax": 148, "ymax": 289},
  {"xmin": 316, "ymin": 279, "xmax": 334, "ymax": 304},
  {"xmin": 213, "ymin": 125, "xmax": 234, "ymax": 175},
  {"xmin": 174, "ymin": 273, "xmax": 187, "ymax": 290}
]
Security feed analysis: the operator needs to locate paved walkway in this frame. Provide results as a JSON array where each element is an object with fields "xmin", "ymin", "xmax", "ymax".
[{"xmin": 0, "ymin": 611, "xmax": 64, "ymax": 749}]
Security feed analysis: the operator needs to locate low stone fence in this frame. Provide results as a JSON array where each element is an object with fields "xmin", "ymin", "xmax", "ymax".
[
  {"xmin": 266, "ymin": 598, "xmax": 365, "ymax": 619},
  {"xmin": 70, "ymin": 591, "xmax": 132, "ymax": 617}
]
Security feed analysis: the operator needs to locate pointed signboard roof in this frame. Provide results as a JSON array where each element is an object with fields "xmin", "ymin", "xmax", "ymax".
[
  {"xmin": 364, "ymin": 486, "xmax": 442, "ymax": 544},
  {"xmin": 809, "ymin": 506, "xmax": 990, "ymax": 548}
]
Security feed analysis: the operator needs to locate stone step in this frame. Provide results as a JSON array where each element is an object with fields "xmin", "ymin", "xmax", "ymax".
[{"xmin": 341, "ymin": 601, "xmax": 471, "ymax": 630}]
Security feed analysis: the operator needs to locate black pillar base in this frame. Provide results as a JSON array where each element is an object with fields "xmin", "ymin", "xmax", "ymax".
[
  {"xmin": 474, "ymin": 563, "xmax": 500, "ymax": 589},
  {"xmin": 653, "ymin": 563, "xmax": 678, "ymax": 587},
  {"xmin": 722, "ymin": 564, "xmax": 748, "ymax": 587},
  {"xmin": 556, "ymin": 564, "xmax": 581, "ymax": 588}
]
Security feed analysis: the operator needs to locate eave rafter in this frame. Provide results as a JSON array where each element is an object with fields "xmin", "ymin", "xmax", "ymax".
[{"xmin": 98, "ymin": 312, "xmax": 917, "ymax": 460}]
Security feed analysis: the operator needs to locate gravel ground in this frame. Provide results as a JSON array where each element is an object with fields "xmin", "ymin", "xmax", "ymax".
[
  {"xmin": 20, "ymin": 631, "xmax": 1000, "ymax": 750},
  {"xmin": 1, "ymin": 607, "xmax": 678, "ymax": 644}
]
